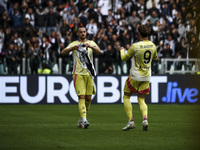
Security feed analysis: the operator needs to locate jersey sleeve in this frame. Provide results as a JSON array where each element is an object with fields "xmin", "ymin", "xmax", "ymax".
[
  {"xmin": 127, "ymin": 44, "xmax": 136, "ymax": 57},
  {"xmin": 90, "ymin": 41, "xmax": 98, "ymax": 47},
  {"xmin": 67, "ymin": 41, "xmax": 75, "ymax": 48},
  {"xmin": 120, "ymin": 44, "xmax": 135, "ymax": 61}
]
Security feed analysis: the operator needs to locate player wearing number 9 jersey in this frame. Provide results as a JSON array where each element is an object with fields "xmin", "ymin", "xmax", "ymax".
[{"xmin": 120, "ymin": 25, "xmax": 158, "ymax": 131}]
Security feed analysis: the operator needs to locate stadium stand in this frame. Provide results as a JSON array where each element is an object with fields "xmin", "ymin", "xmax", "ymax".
[{"xmin": 0, "ymin": 0, "xmax": 199, "ymax": 75}]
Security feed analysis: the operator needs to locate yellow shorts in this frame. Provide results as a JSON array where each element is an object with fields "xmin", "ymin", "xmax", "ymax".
[
  {"xmin": 73, "ymin": 74, "xmax": 96, "ymax": 96},
  {"xmin": 123, "ymin": 76, "xmax": 150, "ymax": 95}
]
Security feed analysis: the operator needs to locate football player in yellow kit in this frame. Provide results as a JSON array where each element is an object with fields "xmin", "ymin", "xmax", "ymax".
[
  {"xmin": 120, "ymin": 25, "xmax": 158, "ymax": 131},
  {"xmin": 61, "ymin": 26, "xmax": 101, "ymax": 129}
]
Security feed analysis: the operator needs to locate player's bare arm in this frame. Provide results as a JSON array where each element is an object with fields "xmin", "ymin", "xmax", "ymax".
[
  {"xmin": 61, "ymin": 45, "xmax": 79, "ymax": 55},
  {"xmin": 85, "ymin": 43, "xmax": 102, "ymax": 55}
]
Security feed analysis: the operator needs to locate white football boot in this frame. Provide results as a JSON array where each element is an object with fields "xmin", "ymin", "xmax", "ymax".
[
  {"xmin": 78, "ymin": 118, "xmax": 89, "ymax": 129},
  {"xmin": 142, "ymin": 119, "xmax": 148, "ymax": 131},
  {"xmin": 122, "ymin": 121, "xmax": 135, "ymax": 131}
]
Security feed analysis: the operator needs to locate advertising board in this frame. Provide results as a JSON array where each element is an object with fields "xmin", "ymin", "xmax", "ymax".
[{"xmin": 0, "ymin": 75, "xmax": 199, "ymax": 104}]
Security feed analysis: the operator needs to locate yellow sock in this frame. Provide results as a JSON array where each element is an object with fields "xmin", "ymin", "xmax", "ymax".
[
  {"xmin": 138, "ymin": 97, "xmax": 148, "ymax": 120},
  {"xmin": 78, "ymin": 99, "xmax": 86, "ymax": 118},
  {"xmin": 85, "ymin": 100, "xmax": 91, "ymax": 113},
  {"xmin": 123, "ymin": 95, "xmax": 133, "ymax": 121}
]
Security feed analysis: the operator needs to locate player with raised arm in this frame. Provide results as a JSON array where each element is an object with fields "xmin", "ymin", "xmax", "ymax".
[
  {"xmin": 61, "ymin": 26, "xmax": 101, "ymax": 129},
  {"xmin": 120, "ymin": 25, "xmax": 158, "ymax": 131}
]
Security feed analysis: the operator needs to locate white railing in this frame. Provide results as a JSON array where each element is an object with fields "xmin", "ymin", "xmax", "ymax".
[{"xmin": 160, "ymin": 58, "xmax": 200, "ymax": 74}]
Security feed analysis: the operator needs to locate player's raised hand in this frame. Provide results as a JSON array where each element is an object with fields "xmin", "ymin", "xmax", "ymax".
[
  {"xmin": 84, "ymin": 43, "xmax": 91, "ymax": 48},
  {"xmin": 73, "ymin": 45, "xmax": 79, "ymax": 50}
]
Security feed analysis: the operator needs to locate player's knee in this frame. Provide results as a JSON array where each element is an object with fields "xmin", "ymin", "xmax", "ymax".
[
  {"xmin": 124, "ymin": 92, "xmax": 132, "ymax": 97},
  {"xmin": 85, "ymin": 95, "xmax": 92, "ymax": 102},
  {"xmin": 79, "ymin": 95, "xmax": 85, "ymax": 99}
]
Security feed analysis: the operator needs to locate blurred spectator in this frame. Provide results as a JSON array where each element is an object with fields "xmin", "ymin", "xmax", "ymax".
[
  {"xmin": 23, "ymin": 17, "xmax": 33, "ymax": 40},
  {"xmin": 147, "ymin": 11, "xmax": 159, "ymax": 25},
  {"xmin": 0, "ymin": 27, "xmax": 5, "ymax": 74},
  {"xmin": 98, "ymin": 0, "xmax": 111, "ymax": 17},
  {"xmin": 67, "ymin": 8, "xmax": 76, "ymax": 25},
  {"xmin": 137, "ymin": 0, "xmax": 145, "ymax": 15},
  {"xmin": 180, "ymin": 5, "xmax": 187, "ymax": 24},
  {"xmin": 170, "ymin": 23, "xmax": 179, "ymax": 42},
  {"xmin": 122, "ymin": 33, "xmax": 131, "ymax": 48},
  {"xmin": 14, "ymin": 43, "xmax": 23, "ymax": 74},
  {"xmin": 0, "ymin": 0, "xmax": 7, "ymax": 10},
  {"xmin": 121, "ymin": 0, "xmax": 135, "ymax": 17},
  {"xmin": 69, "ymin": 17, "xmax": 80, "ymax": 41},
  {"xmin": 78, "ymin": 11, "xmax": 88, "ymax": 27},
  {"xmin": 113, "ymin": 41, "xmax": 124, "ymax": 74},
  {"xmin": 41, "ymin": 39, "xmax": 52, "ymax": 70},
  {"xmin": 161, "ymin": 43, "xmax": 173, "ymax": 58},
  {"xmin": 106, "ymin": 9, "xmax": 114, "ymax": 26},
  {"xmin": 127, "ymin": 10, "xmax": 140, "ymax": 28},
  {"xmin": 114, "ymin": 9, "xmax": 121, "ymax": 22},
  {"xmin": 25, "ymin": 8, "xmax": 35, "ymax": 27},
  {"xmin": 6, "ymin": 43, "xmax": 17, "ymax": 74},
  {"xmin": 162, "ymin": 2, "xmax": 171, "ymax": 17},
  {"xmin": 86, "ymin": 19, "xmax": 98, "ymax": 40},
  {"xmin": 0, "ymin": 10, "xmax": 11, "ymax": 32},
  {"xmin": 87, "ymin": 3, "xmax": 98, "ymax": 23},
  {"xmin": 60, "ymin": 20, "xmax": 70, "ymax": 37},
  {"xmin": 35, "ymin": 6, "xmax": 46, "ymax": 34},
  {"xmin": 146, "ymin": 0, "xmax": 159, "ymax": 10},
  {"xmin": 147, "ymin": 0, "xmax": 161, "ymax": 17},
  {"xmin": 164, "ymin": 34, "xmax": 175, "ymax": 57},
  {"xmin": 99, "ymin": 35, "xmax": 110, "ymax": 52},
  {"xmin": 189, "ymin": 36, "xmax": 200, "ymax": 58},
  {"xmin": 0, "ymin": 3, "xmax": 6, "ymax": 18},
  {"xmin": 0, "ymin": 27, "xmax": 5, "ymax": 52},
  {"xmin": 45, "ymin": 0, "xmax": 56, "ymax": 13},
  {"xmin": 46, "ymin": 7, "xmax": 59, "ymax": 36},
  {"xmin": 175, "ymin": 37, "xmax": 188, "ymax": 58},
  {"xmin": 77, "ymin": 0, "xmax": 88, "ymax": 12},
  {"xmin": 152, "ymin": 20, "xmax": 161, "ymax": 45},
  {"xmin": 10, "ymin": 7, "xmax": 23, "ymax": 34},
  {"xmin": 27, "ymin": 41, "xmax": 40, "ymax": 74},
  {"xmin": 103, "ymin": 44, "xmax": 115, "ymax": 72},
  {"xmin": 171, "ymin": 3, "xmax": 178, "ymax": 21},
  {"xmin": 177, "ymin": 18, "xmax": 186, "ymax": 40},
  {"xmin": 67, "ymin": 0, "xmax": 79, "ymax": 15},
  {"xmin": 0, "ymin": 50, "xmax": 5, "ymax": 74},
  {"xmin": 96, "ymin": 6, "xmax": 103, "ymax": 27}
]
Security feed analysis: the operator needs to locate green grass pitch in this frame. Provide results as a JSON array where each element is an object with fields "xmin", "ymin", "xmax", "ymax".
[{"xmin": 0, "ymin": 104, "xmax": 200, "ymax": 150}]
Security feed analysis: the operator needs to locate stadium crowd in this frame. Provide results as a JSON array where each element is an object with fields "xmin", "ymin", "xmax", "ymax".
[{"xmin": 0, "ymin": 0, "xmax": 199, "ymax": 75}]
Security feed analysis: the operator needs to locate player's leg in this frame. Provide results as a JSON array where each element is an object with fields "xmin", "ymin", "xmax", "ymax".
[
  {"xmin": 122, "ymin": 92, "xmax": 135, "ymax": 131},
  {"xmin": 73, "ymin": 74, "xmax": 88, "ymax": 128},
  {"xmin": 122, "ymin": 76, "xmax": 136, "ymax": 131},
  {"xmin": 123, "ymin": 92, "xmax": 133, "ymax": 122},
  {"xmin": 138, "ymin": 81, "xmax": 150, "ymax": 131},
  {"xmin": 138, "ymin": 93, "xmax": 148, "ymax": 120},
  {"xmin": 138, "ymin": 93, "xmax": 148, "ymax": 131},
  {"xmin": 78, "ymin": 95, "xmax": 89, "ymax": 129},
  {"xmin": 85, "ymin": 95, "xmax": 91, "ymax": 113},
  {"xmin": 85, "ymin": 74, "xmax": 95, "ymax": 113}
]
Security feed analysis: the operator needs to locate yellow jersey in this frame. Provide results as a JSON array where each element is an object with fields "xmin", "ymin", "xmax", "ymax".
[
  {"xmin": 122, "ymin": 40, "xmax": 158, "ymax": 81},
  {"xmin": 67, "ymin": 40, "xmax": 98, "ymax": 75}
]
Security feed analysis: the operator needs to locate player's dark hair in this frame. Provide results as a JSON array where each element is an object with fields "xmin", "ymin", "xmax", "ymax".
[
  {"xmin": 138, "ymin": 25, "xmax": 150, "ymax": 38},
  {"xmin": 77, "ymin": 25, "xmax": 86, "ymax": 30}
]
